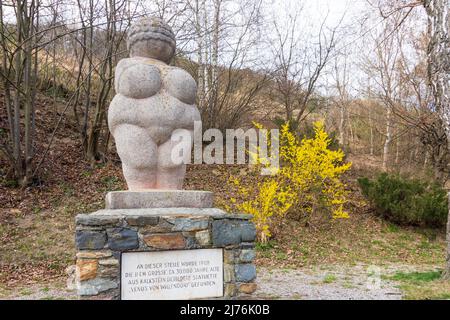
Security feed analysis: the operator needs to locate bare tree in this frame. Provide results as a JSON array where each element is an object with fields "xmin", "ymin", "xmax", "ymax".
[
  {"xmin": 64, "ymin": 0, "xmax": 130, "ymax": 162},
  {"xmin": 371, "ymin": 0, "xmax": 449, "ymax": 276},
  {"xmin": 186, "ymin": 0, "xmax": 268, "ymax": 131},
  {"xmin": 269, "ymin": 6, "xmax": 341, "ymax": 129},
  {"xmin": 85, "ymin": 0, "xmax": 127, "ymax": 162},
  {"xmin": 0, "ymin": 0, "xmax": 41, "ymax": 186},
  {"xmin": 363, "ymin": 19, "xmax": 403, "ymax": 172},
  {"xmin": 332, "ymin": 54, "xmax": 351, "ymax": 148}
]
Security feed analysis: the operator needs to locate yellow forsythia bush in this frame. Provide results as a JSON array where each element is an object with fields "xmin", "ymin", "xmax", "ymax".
[{"xmin": 226, "ymin": 121, "xmax": 352, "ymax": 243}]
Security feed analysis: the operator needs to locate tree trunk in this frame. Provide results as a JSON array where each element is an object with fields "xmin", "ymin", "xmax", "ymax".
[
  {"xmin": 425, "ymin": 0, "xmax": 450, "ymax": 275},
  {"xmin": 423, "ymin": 0, "xmax": 450, "ymax": 277},
  {"xmin": 212, "ymin": 0, "xmax": 220, "ymax": 81},
  {"xmin": 196, "ymin": 0, "xmax": 206, "ymax": 115},
  {"xmin": 369, "ymin": 107, "xmax": 374, "ymax": 156},
  {"xmin": 83, "ymin": 0, "xmax": 94, "ymax": 152},
  {"xmin": 347, "ymin": 108, "xmax": 354, "ymax": 144},
  {"xmin": 13, "ymin": 0, "xmax": 24, "ymax": 181},
  {"xmin": 382, "ymin": 107, "xmax": 392, "ymax": 172},
  {"xmin": 203, "ymin": 0, "xmax": 210, "ymax": 127},
  {"xmin": 338, "ymin": 104, "xmax": 346, "ymax": 147},
  {"xmin": 23, "ymin": 0, "xmax": 37, "ymax": 186},
  {"xmin": 395, "ymin": 126, "xmax": 400, "ymax": 166},
  {"xmin": 447, "ymin": 193, "xmax": 450, "ymax": 278}
]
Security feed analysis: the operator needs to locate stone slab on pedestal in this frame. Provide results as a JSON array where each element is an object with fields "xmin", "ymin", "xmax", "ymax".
[
  {"xmin": 105, "ymin": 190, "xmax": 214, "ymax": 209},
  {"xmin": 74, "ymin": 207, "xmax": 257, "ymax": 300},
  {"xmin": 121, "ymin": 249, "xmax": 224, "ymax": 300}
]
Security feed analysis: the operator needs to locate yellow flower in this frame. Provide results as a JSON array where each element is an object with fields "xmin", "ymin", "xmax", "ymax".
[{"xmin": 226, "ymin": 121, "xmax": 351, "ymax": 242}]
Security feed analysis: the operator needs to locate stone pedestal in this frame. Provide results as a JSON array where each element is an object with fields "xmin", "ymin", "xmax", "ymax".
[
  {"xmin": 105, "ymin": 190, "xmax": 214, "ymax": 209},
  {"xmin": 73, "ymin": 192, "xmax": 257, "ymax": 300}
]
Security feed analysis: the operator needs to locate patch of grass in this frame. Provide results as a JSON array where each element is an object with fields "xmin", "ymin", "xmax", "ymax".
[
  {"xmin": 431, "ymin": 293, "xmax": 450, "ymax": 300},
  {"xmin": 385, "ymin": 223, "xmax": 399, "ymax": 233},
  {"xmin": 255, "ymin": 240, "xmax": 276, "ymax": 252},
  {"xmin": 387, "ymin": 270, "xmax": 450, "ymax": 300},
  {"xmin": 95, "ymin": 162, "xmax": 106, "ymax": 169},
  {"xmin": 101, "ymin": 176, "xmax": 120, "ymax": 191},
  {"xmin": 59, "ymin": 182, "xmax": 74, "ymax": 197},
  {"xmin": 342, "ymin": 282, "xmax": 355, "ymax": 289},
  {"xmin": 418, "ymin": 240, "xmax": 433, "ymax": 250},
  {"xmin": 398, "ymin": 233, "xmax": 413, "ymax": 241},
  {"xmin": 323, "ymin": 274, "xmax": 337, "ymax": 284},
  {"xmin": 81, "ymin": 170, "xmax": 92, "ymax": 178},
  {"xmin": 33, "ymin": 207, "xmax": 41, "ymax": 214},
  {"xmin": 276, "ymin": 252, "xmax": 288, "ymax": 260},
  {"xmin": 420, "ymin": 229, "xmax": 439, "ymax": 241},
  {"xmin": 390, "ymin": 271, "xmax": 442, "ymax": 283},
  {"xmin": 19, "ymin": 288, "xmax": 33, "ymax": 296},
  {"xmin": 3, "ymin": 179, "xmax": 19, "ymax": 188},
  {"xmin": 371, "ymin": 240, "xmax": 383, "ymax": 246}
]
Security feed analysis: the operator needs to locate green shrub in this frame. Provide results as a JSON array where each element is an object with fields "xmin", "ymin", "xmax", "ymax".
[{"xmin": 358, "ymin": 173, "xmax": 448, "ymax": 228}]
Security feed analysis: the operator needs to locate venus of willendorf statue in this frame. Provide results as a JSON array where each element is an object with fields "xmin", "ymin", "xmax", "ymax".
[{"xmin": 108, "ymin": 17, "xmax": 200, "ymax": 190}]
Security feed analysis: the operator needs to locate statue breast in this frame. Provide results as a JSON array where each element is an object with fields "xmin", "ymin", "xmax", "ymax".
[
  {"xmin": 162, "ymin": 68, "xmax": 197, "ymax": 105},
  {"xmin": 115, "ymin": 59, "xmax": 162, "ymax": 99}
]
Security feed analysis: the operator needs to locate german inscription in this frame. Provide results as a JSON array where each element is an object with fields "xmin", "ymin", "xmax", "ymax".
[{"xmin": 121, "ymin": 249, "xmax": 223, "ymax": 300}]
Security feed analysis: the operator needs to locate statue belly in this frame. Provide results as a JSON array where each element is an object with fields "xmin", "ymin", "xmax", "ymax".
[{"xmin": 108, "ymin": 94, "xmax": 199, "ymax": 145}]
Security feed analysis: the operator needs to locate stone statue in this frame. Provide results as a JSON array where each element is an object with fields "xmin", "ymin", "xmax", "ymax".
[{"xmin": 108, "ymin": 17, "xmax": 200, "ymax": 190}]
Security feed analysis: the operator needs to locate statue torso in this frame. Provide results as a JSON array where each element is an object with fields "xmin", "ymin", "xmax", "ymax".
[{"xmin": 108, "ymin": 57, "xmax": 200, "ymax": 145}]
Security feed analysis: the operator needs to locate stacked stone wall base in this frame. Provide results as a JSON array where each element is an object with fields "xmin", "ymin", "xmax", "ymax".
[{"xmin": 73, "ymin": 208, "xmax": 257, "ymax": 300}]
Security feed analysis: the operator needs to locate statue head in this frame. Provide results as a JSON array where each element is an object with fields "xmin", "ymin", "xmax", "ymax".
[{"xmin": 127, "ymin": 17, "xmax": 176, "ymax": 63}]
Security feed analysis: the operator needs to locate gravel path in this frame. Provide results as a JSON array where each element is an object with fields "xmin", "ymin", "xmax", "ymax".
[
  {"xmin": 254, "ymin": 265, "xmax": 403, "ymax": 300},
  {"xmin": 2, "ymin": 264, "xmax": 435, "ymax": 300}
]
